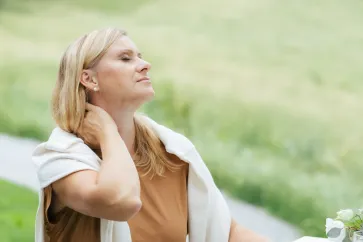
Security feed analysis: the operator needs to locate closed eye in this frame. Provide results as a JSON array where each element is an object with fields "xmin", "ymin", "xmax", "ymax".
[
  {"xmin": 121, "ymin": 56, "xmax": 131, "ymax": 61},
  {"xmin": 116, "ymin": 49, "xmax": 142, "ymax": 61}
]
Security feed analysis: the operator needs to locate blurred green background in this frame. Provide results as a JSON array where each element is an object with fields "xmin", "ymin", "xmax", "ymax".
[{"xmin": 2, "ymin": 0, "xmax": 363, "ymax": 240}]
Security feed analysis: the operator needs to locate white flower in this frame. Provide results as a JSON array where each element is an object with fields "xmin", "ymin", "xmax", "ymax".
[
  {"xmin": 326, "ymin": 218, "xmax": 345, "ymax": 234},
  {"xmin": 358, "ymin": 209, "xmax": 363, "ymax": 216},
  {"xmin": 337, "ymin": 209, "xmax": 354, "ymax": 221},
  {"xmin": 326, "ymin": 218, "xmax": 347, "ymax": 242}
]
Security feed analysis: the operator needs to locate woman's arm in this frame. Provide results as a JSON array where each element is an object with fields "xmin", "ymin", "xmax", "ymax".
[
  {"xmin": 229, "ymin": 219, "xmax": 270, "ymax": 242},
  {"xmin": 51, "ymin": 103, "xmax": 141, "ymax": 221},
  {"xmin": 52, "ymin": 129, "xmax": 141, "ymax": 221}
]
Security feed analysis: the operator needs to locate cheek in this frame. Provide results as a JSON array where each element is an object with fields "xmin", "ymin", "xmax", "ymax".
[
  {"xmin": 98, "ymin": 62, "xmax": 122, "ymax": 80},
  {"xmin": 97, "ymin": 62, "xmax": 133, "ymax": 88}
]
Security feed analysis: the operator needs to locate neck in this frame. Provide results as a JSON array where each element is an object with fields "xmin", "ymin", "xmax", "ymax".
[
  {"xmin": 110, "ymin": 108, "xmax": 136, "ymax": 155},
  {"xmin": 91, "ymin": 99, "xmax": 137, "ymax": 155}
]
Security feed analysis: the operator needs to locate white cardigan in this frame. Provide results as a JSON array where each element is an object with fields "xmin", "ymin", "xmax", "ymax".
[{"xmin": 32, "ymin": 116, "xmax": 231, "ymax": 242}]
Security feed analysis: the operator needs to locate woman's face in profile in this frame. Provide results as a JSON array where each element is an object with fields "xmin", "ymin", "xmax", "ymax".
[{"xmin": 93, "ymin": 36, "xmax": 154, "ymax": 106}]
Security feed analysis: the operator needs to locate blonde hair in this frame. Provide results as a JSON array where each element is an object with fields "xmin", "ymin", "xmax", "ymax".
[{"xmin": 52, "ymin": 27, "xmax": 179, "ymax": 177}]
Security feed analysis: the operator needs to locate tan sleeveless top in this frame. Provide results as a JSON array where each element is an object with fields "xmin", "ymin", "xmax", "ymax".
[
  {"xmin": 44, "ymin": 153, "xmax": 189, "ymax": 242},
  {"xmin": 128, "ymin": 153, "xmax": 188, "ymax": 242},
  {"xmin": 43, "ymin": 186, "xmax": 101, "ymax": 242}
]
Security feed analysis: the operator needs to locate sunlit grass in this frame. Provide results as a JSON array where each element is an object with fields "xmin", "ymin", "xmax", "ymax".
[{"xmin": 0, "ymin": 180, "xmax": 37, "ymax": 242}]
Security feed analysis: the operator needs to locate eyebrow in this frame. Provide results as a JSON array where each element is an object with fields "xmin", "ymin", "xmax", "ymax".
[{"xmin": 117, "ymin": 49, "xmax": 142, "ymax": 58}]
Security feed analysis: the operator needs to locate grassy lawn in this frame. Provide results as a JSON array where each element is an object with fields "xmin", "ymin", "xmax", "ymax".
[
  {"xmin": 0, "ymin": 180, "xmax": 37, "ymax": 242},
  {"xmin": 2, "ymin": 0, "xmax": 363, "ymax": 238}
]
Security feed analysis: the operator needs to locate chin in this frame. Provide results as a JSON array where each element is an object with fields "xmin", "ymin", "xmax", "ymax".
[
  {"xmin": 139, "ymin": 88, "xmax": 155, "ymax": 103},
  {"xmin": 145, "ymin": 89, "xmax": 155, "ymax": 101}
]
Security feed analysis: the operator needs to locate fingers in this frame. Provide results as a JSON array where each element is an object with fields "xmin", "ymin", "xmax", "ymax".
[
  {"xmin": 85, "ymin": 102, "xmax": 97, "ymax": 111},
  {"xmin": 76, "ymin": 122, "xmax": 85, "ymax": 138}
]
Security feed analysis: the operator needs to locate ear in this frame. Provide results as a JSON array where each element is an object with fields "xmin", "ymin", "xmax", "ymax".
[{"xmin": 80, "ymin": 70, "xmax": 99, "ymax": 91}]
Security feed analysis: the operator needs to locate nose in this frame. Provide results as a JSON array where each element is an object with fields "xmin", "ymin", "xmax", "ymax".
[{"xmin": 137, "ymin": 59, "xmax": 151, "ymax": 73}]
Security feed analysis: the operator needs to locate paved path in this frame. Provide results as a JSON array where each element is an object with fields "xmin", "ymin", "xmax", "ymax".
[{"xmin": 0, "ymin": 134, "xmax": 302, "ymax": 242}]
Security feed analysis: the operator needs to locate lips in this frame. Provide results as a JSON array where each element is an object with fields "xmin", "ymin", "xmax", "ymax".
[{"xmin": 137, "ymin": 76, "xmax": 150, "ymax": 82}]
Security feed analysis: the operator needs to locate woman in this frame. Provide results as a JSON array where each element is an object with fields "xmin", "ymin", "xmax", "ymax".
[{"xmin": 32, "ymin": 27, "xmax": 268, "ymax": 242}]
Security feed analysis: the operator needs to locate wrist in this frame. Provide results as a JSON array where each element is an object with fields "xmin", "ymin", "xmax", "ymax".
[{"xmin": 100, "ymin": 126, "xmax": 120, "ymax": 146}]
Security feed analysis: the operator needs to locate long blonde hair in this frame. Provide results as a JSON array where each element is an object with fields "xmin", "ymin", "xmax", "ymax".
[{"xmin": 52, "ymin": 27, "xmax": 179, "ymax": 177}]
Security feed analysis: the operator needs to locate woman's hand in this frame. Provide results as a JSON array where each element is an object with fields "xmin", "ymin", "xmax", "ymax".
[
  {"xmin": 229, "ymin": 219, "xmax": 270, "ymax": 242},
  {"xmin": 77, "ymin": 103, "xmax": 118, "ymax": 149}
]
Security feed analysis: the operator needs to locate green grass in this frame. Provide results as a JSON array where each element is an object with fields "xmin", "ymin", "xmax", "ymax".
[
  {"xmin": 0, "ymin": 180, "xmax": 37, "ymax": 242},
  {"xmin": 2, "ymin": 0, "xmax": 363, "ymax": 238}
]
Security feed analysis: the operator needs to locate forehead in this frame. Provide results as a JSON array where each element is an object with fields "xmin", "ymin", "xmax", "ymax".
[{"xmin": 107, "ymin": 36, "xmax": 139, "ymax": 54}]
